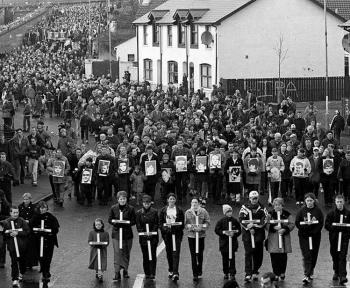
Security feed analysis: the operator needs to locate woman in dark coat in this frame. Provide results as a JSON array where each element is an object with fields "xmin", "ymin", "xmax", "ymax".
[
  {"xmin": 18, "ymin": 192, "xmax": 38, "ymax": 268},
  {"xmin": 30, "ymin": 201, "xmax": 60, "ymax": 287},
  {"xmin": 215, "ymin": 204, "xmax": 241, "ymax": 280},
  {"xmin": 159, "ymin": 193, "xmax": 184, "ymax": 282}
]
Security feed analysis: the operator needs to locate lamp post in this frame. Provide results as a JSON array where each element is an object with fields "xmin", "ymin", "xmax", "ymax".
[{"xmin": 324, "ymin": 0, "xmax": 329, "ymax": 128}]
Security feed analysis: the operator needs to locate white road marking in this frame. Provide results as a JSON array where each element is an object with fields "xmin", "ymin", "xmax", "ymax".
[{"xmin": 132, "ymin": 240, "xmax": 166, "ymax": 288}]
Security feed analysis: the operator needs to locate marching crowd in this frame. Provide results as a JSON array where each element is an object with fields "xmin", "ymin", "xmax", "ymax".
[{"xmin": 0, "ymin": 2, "xmax": 350, "ymax": 288}]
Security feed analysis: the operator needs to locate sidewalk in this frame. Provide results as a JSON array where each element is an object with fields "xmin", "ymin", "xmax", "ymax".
[{"xmin": 11, "ymin": 175, "xmax": 53, "ymax": 205}]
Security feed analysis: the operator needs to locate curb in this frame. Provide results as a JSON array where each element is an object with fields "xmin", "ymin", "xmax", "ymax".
[{"xmin": 33, "ymin": 193, "xmax": 53, "ymax": 205}]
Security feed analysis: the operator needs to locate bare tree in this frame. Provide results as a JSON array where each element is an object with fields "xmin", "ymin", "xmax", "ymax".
[{"xmin": 274, "ymin": 34, "xmax": 288, "ymax": 103}]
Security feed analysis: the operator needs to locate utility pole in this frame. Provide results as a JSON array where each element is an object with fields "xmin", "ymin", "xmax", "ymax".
[{"xmin": 324, "ymin": 0, "xmax": 329, "ymax": 128}]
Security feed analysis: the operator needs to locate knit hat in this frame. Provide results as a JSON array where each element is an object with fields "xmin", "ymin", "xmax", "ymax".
[
  {"xmin": 222, "ymin": 204, "xmax": 233, "ymax": 215},
  {"xmin": 142, "ymin": 194, "xmax": 152, "ymax": 203},
  {"xmin": 249, "ymin": 191, "xmax": 259, "ymax": 198}
]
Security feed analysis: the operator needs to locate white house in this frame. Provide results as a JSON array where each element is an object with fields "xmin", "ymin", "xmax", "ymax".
[{"xmin": 128, "ymin": 0, "xmax": 349, "ymax": 93}]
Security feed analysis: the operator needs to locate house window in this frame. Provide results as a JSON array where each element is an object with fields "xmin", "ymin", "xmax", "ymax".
[
  {"xmin": 144, "ymin": 59, "xmax": 152, "ymax": 81},
  {"xmin": 190, "ymin": 24, "xmax": 198, "ymax": 48},
  {"xmin": 152, "ymin": 23, "xmax": 159, "ymax": 46},
  {"xmin": 167, "ymin": 25, "xmax": 172, "ymax": 46},
  {"xmin": 128, "ymin": 54, "xmax": 135, "ymax": 62},
  {"xmin": 200, "ymin": 64, "xmax": 212, "ymax": 88},
  {"xmin": 178, "ymin": 24, "xmax": 185, "ymax": 47},
  {"xmin": 345, "ymin": 56, "xmax": 349, "ymax": 76},
  {"xmin": 143, "ymin": 25, "xmax": 148, "ymax": 45},
  {"xmin": 168, "ymin": 61, "xmax": 178, "ymax": 84}
]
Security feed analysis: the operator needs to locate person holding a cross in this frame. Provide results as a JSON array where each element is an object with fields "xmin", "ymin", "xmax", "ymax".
[
  {"xmin": 325, "ymin": 194, "xmax": 350, "ymax": 285},
  {"xmin": 214, "ymin": 204, "xmax": 241, "ymax": 281},
  {"xmin": 159, "ymin": 193, "xmax": 184, "ymax": 282},
  {"xmin": 239, "ymin": 190, "xmax": 267, "ymax": 283},
  {"xmin": 1, "ymin": 205, "xmax": 30, "ymax": 287},
  {"xmin": 185, "ymin": 197, "xmax": 210, "ymax": 282},
  {"xmin": 135, "ymin": 194, "xmax": 159, "ymax": 280},
  {"xmin": 108, "ymin": 191, "xmax": 136, "ymax": 281},
  {"xmin": 30, "ymin": 201, "xmax": 59, "ymax": 287},
  {"xmin": 295, "ymin": 192, "xmax": 324, "ymax": 284},
  {"xmin": 265, "ymin": 197, "xmax": 295, "ymax": 281}
]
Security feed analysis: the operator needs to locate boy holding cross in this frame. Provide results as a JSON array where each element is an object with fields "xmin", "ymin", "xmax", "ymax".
[
  {"xmin": 295, "ymin": 193, "xmax": 324, "ymax": 284},
  {"xmin": 214, "ymin": 204, "xmax": 241, "ymax": 281},
  {"xmin": 135, "ymin": 194, "xmax": 159, "ymax": 280},
  {"xmin": 325, "ymin": 194, "xmax": 350, "ymax": 285},
  {"xmin": 239, "ymin": 191, "xmax": 267, "ymax": 283},
  {"xmin": 30, "ymin": 201, "xmax": 60, "ymax": 287},
  {"xmin": 1, "ymin": 205, "xmax": 30, "ymax": 287}
]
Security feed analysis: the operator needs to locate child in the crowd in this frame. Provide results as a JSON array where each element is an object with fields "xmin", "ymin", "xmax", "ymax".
[
  {"xmin": 88, "ymin": 218, "xmax": 109, "ymax": 282},
  {"xmin": 215, "ymin": 204, "xmax": 241, "ymax": 281},
  {"xmin": 130, "ymin": 165, "xmax": 146, "ymax": 205},
  {"xmin": 159, "ymin": 153, "xmax": 175, "ymax": 204}
]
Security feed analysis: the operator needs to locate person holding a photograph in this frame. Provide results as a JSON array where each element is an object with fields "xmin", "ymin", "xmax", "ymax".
[
  {"xmin": 194, "ymin": 147, "xmax": 209, "ymax": 204},
  {"xmin": 46, "ymin": 149, "xmax": 70, "ymax": 207},
  {"xmin": 225, "ymin": 149, "xmax": 244, "ymax": 205},
  {"xmin": 94, "ymin": 146, "xmax": 115, "ymax": 206},
  {"xmin": 209, "ymin": 142, "xmax": 225, "ymax": 205},
  {"xmin": 78, "ymin": 157, "xmax": 95, "ymax": 206},
  {"xmin": 318, "ymin": 147, "xmax": 340, "ymax": 207}
]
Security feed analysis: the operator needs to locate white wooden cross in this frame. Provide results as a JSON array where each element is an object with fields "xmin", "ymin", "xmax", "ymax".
[
  {"xmin": 138, "ymin": 223, "xmax": 157, "ymax": 261},
  {"xmin": 241, "ymin": 211, "xmax": 260, "ymax": 248},
  {"xmin": 89, "ymin": 233, "xmax": 108, "ymax": 270},
  {"xmin": 194, "ymin": 215, "xmax": 207, "ymax": 254},
  {"xmin": 268, "ymin": 211, "xmax": 288, "ymax": 249},
  {"xmin": 5, "ymin": 221, "xmax": 22, "ymax": 258},
  {"xmin": 222, "ymin": 221, "xmax": 239, "ymax": 260},
  {"xmin": 111, "ymin": 211, "xmax": 130, "ymax": 249},
  {"xmin": 300, "ymin": 212, "xmax": 319, "ymax": 250},
  {"xmin": 32, "ymin": 220, "xmax": 52, "ymax": 258},
  {"xmin": 332, "ymin": 214, "xmax": 350, "ymax": 252},
  {"xmin": 163, "ymin": 222, "xmax": 182, "ymax": 252}
]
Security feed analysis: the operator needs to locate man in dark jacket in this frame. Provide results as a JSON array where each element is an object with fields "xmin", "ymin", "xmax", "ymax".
[
  {"xmin": 331, "ymin": 110, "xmax": 345, "ymax": 143},
  {"xmin": 10, "ymin": 129, "xmax": 29, "ymax": 185},
  {"xmin": 0, "ymin": 152, "xmax": 16, "ymax": 204},
  {"xmin": 338, "ymin": 150, "xmax": 350, "ymax": 201},
  {"xmin": 136, "ymin": 194, "xmax": 159, "ymax": 280},
  {"xmin": 325, "ymin": 194, "xmax": 350, "ymax": 285}
]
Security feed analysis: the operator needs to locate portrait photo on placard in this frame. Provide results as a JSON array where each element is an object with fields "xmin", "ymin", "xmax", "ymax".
[
  {"xmin": 323, "ymin": 158, "xmax": 334, "ymax": 175},
  {"xmin": 145, "ymin": 160, "xmax": 157, "ymax": 176},
  {"xmin": 196, "ymin": 156, "xmax": 207, "ymax": 172},
  {"xmin": 175, "ymin": 155, "xmax": 187, "ymax": 172},
  {"xmin": 209, "ymin": 153, "xmax": 221, "ymax": 169},
  {"xmin": 81, "ymin": 168, "xmax": 92, "ymax": 184},
  {"xmin": 98, "ymin": 160, "xmax": 110, "ymax": 176},
  {"xmin": 229, "ymin": 166, "xmax": 241, "ymax": 183},
  {"xmin": 118, "ymin": 159, "xmax": 129, "ymax": 174},
  {"xmin": 52, "ymin": 160, "xmax": 65, "ymax": 177},
  {"xmin": 293, "ymin": 160, "xmax": 305, "ymax": 177},
  {"xmin": 248, "ymin": 158, "xmax": 259, "ymax": 174},
  {"xmin": 161, "ymin": 168, "xmax": 172, "ymax": 183}
]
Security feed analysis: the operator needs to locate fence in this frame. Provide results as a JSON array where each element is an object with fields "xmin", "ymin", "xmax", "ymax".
[{"xmin": 221, "ymin": 76, "xmax": 346, "ymax": 103}]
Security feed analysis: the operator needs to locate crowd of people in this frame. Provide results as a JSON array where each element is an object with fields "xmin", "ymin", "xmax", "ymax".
[{"xmin": 0, "ymin": 2, "xmax": 350, "ymax": 288}]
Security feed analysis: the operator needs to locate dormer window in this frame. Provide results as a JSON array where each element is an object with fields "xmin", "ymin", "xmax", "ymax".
[
  {"xmin": 152, "ymin": 23, "xmax": 160, "ymax": 46},
  {"xmin": 190, "ymin": 24, "xmax": 198, "ymax": 48},
  {"xmin": 178, "ymin": 24, "xmax": 185, "ymax": 47}
]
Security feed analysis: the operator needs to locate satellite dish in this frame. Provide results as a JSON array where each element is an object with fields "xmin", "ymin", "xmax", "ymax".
[
  {"xmin": 342, "ymin": 33, "xmax": 350, "ymax": 53},
  {"xmin": 201, "ymin": 31, "xmax": 213, "ymax": 45}
]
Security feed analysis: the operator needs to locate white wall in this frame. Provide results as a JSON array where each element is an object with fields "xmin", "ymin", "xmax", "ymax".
[
  {"xmin": 218, "ymin": 0, "xmax": 346, "ymax": 79},
  {"xmin": 119, "ymin": 62, "xmax": 138, "ymax": 82},
  {"xmin": 137, "ymin": 23, "xmax": 217, "ymax": 93},
  {"xmin": 115, "ymin": 36, "xmax": 137, "ymax": 62}
]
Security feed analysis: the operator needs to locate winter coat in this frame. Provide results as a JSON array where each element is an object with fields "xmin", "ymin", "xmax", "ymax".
[
  {"xmin": 266, "ymin": 155, "xmax": 285, "ymax": 182},
  {"xmin": 136, "ymin": 207, "xmax": 159, "ymax": 246},
  {"xmin": 338, "ymin": 159, "xmax": 350, "ymax": 180},
  {"xmin": 2, "ymin": 216, "xmax": 30, "ymax": 254},
  {"xmin": 325, "ymin": 207, "xmax": 350, "ymax": 244},
  {"xmin": 295, "ymin": 205, "xmax": 324, "ymax": 238},
  {"xmin": 185, "ymin": 207, "xmax": 210, "ymax": 238},
  {"xmin": 88, "ymin": 230, "xmax": 109, "ymax": 271},
  {"xmin": 239, "ymin": 203, "xmax": 267, "ymax": 244},
  {"xmin": 18, "ymin": 202, "xmax": 37, "ymax": 221},
  {"xmin": 214, "ymin": 216, "xmax": 241, "ymax": 253},
  {"xmin": 266, "ymin": 209, "xmax": 295, "ymax": 253},
  {"xmin": 159, "ymin": 205, "xmax": 185, "ymax": 239},
  {"xmin": 11, "ymin": 135, "xmax": 29, "ymax": 158},
  {"xmin": 308, "ymin": 156, "xmax": 321, "ymax": 183},
  {"xmin": 30, "ymin": 212, "xmax": 60, "ymax": 248},
  {"xmin": 108, "ymin": 204, "xmax": 136, "ymax": 240},
  {"xmin": 130, "ymin": 171, "xmax": 146, "ymax": 193}
]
